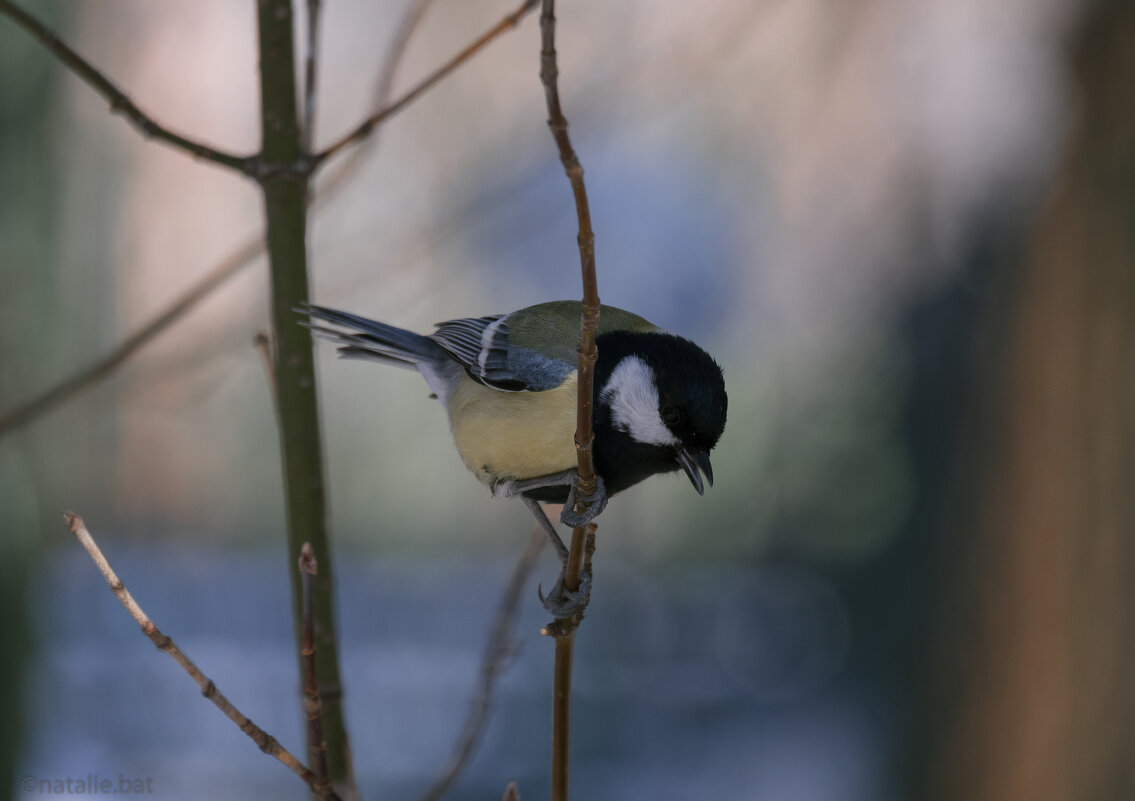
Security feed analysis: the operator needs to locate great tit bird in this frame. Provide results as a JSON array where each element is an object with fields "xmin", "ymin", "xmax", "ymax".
[{"xmin": 300, "ymin": 300, "xmax": 727, "ymax": 615}]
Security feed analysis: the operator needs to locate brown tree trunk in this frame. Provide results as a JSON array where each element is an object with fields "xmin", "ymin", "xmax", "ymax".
[{"xmin": 920, "ymin": 2, "xmax": 1135, "ymax": 800}]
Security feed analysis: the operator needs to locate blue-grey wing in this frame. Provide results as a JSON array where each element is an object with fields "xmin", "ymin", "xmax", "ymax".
[{"xmin": 430, "ymin": 315, "xmax": 573, "ymax": 392}]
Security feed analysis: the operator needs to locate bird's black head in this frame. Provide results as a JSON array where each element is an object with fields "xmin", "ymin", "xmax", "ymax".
[{"xmin": 592, "ymin": 330, "xmax": 727, "ymax": 497}]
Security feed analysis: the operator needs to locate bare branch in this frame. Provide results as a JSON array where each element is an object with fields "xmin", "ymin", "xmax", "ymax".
[
  {"xmin": 0, "ymin": 0, "xmax": 252, "ymax": 174},
  {"xmin": 550, "ymin": 634, "xmax": 575, "ymax": 801},
  {"xmin": 253, "ymin": 0, "xmax": 356, "ymax": 786},
  {"xmin": 376, "ymin": 0, "xmax": 436, "ymax": 115},
  {"xmin": 315, "ymin": 0, "xmax": 540, "ymax": 166},
  {"xmin": 539, "ymin": 0, "xmax": 600, "ymax": 521},
  {"xmin": 315, "ymin": 0, "xmax": 435, "ymax": 198},
  {"xmin": 417, "ymin": 530, "xmax": 545, "ymax": 801},
  {"xmin": 0, "ymin": 236, "xmax": 263, "ymax": 438},
  {"xmin": 302, "ymin": 0, "xmax": 323, "ymax": 152},
  {"xmin": 0, "ymin": 0, "xmax": 530, "ymax": 440},
  {"xmin": 537, "ymin": 2, "xmax": 601, "ymax": 800},
  {"xmin": 254, "ymin": 331, "xmax": 278, "ymax": 400},
  {"xmin": 299, "ymin": 543, "xmax": 330, "ymax": 796},
  {"xmin": 537, "ymin": 0, "xmax": 601, "ymax": 626},
  {"xmin": 62, "ymin": 512, "xmax": 337, "ymax": 801}
]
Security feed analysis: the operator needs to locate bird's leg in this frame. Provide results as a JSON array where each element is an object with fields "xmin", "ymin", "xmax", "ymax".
[
  {"xmin": 520, "ymin": 496, "xmax": 591, "ymax": 618},
  {"xmin": 496, "ymin": 469, "xmax": 608, "ymax": 530},
  {"xmin": 559, "ymin": 474, "xmax": 607, "ymax": 529},
  {"xmin": 521, "ymin": 496, "xmax": 569, "ymax": 562},
  {"xmin": 494, "ymin": 470, "xmax": 577, "ymax": 499}
]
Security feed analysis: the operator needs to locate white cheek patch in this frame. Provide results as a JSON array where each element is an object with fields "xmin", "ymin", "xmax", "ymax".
[{"xmin": 600, "ymin": 356, "xmax": 679, "ymax": 447}]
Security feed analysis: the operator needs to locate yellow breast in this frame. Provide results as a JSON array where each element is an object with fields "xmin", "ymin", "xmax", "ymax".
[{"xmin": 447, "ymin": 373, "xmax": 579, "ymax": 486}]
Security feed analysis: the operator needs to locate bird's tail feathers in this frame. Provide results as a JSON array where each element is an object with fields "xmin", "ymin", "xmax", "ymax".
[{"xmin": 297, "ymin": 304, "xmax": 447, "ymax": 367}]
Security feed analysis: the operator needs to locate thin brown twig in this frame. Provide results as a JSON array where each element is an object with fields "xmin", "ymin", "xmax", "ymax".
[
  {"xmin": 417, "ymin": 530, "xmax": 545, "ymax": 801},
  {"xmin": 299, "ymin": 543, "xmax": 330, "ymax": 795},
  {"xmin": 539, "ymin": 0, "xmax": 600, "ymax": 498},
  {"xmin": 538, "ymin": 0, "xmax": 601, "ymax": 616},
  {"xmin": 62, "ymin": 512, "xmax": 338, "ymax": 801},
  {"xmin": 0, "ymin": 0, "xmax": 431, "ymax": 439},
  {"xmin": 253, "ymin": 330, "xmax": 278, "ymax": 398},
  {"xmin": 549, "ymin": 633, "xmax": 575, "ymax": 801},
  {"xmin": 302, "ymin": 0, "xmax": 323, "ymax": 153},
  {"xmin": 0, "ymin": 0, "xmax": 522, "ymax": 440},
  {"xmin": 0, "ymin": 236, "xmax": 263, "ymax": 437},
  {"xmin": 537, "ymin": 1, "xmax": 601, "ymax": 799},
  {"xmin": 314, "ymin": 0, "xmax": 540, "ymax": 166},
  {"xmin": 315, "ymin": 0, "xmax": 435, "ymax": 198},
  {"xmin": 0, "ymin": 0, "xmax": 252, "ymax": 174}
]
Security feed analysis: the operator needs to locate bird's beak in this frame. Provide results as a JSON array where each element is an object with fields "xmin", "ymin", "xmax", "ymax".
[{"xmin": 675, "ymin": 446, "xmax": 714, "ymax": 496}]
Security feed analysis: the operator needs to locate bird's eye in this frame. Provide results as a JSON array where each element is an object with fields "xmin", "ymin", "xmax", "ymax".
[{"xmin": 661, "ymin": 405, "xmax": 681, "ymax": 427}]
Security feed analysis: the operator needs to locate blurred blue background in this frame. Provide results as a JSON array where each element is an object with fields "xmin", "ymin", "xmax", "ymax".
[{"xmin": 3, "ymin": 1, "xmax": 1132, "ymax": 800}]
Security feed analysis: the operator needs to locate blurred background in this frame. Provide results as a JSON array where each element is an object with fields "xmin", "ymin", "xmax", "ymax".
[{"xmin": 2, "ymin": 0, "xmax": 1132, "ymax": 799}]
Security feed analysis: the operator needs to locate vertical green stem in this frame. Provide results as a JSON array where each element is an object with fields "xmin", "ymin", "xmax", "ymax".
[{"xmin": 256, "ymin": 1, "xmax": 354, "ymax": 796}]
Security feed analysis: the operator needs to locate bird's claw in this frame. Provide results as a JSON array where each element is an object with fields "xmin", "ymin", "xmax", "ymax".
[
  {"xmin": 559, "ymin": 475, "xmax": 607, "ymax": 528},
  {"xmin": 538, "ymin": 567, "xmax": 592, "ymax": 619}
]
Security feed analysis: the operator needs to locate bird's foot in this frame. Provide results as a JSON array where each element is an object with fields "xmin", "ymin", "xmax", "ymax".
[
  {"xmin": 539, "ymin": 565, "xmax": 592, "ymax": 619},
  {"xmin": 559, "ymin": 475, "xmax": 607, "ymax": 529}
]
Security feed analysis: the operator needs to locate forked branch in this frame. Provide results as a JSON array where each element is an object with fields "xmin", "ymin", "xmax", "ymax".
[
  {"xmin": 417, "ymin": 530, "xmax": 544, "ymax": 801},
  {"xmin": 315, "ymin": 0, "xmax": 540, "ymax": 165},
  {"xmin": 0, "ymin": 236, "xmax": 263, "ymax": 437},
  {"xmin": 0, "ymin": 0, "xmax": 252, "ymax": 174},
  {"xmin": 63, "ymin": 512, "xmax": 337, "ymax": 801},
  {"xmin": 0, "ymin": 0, "xmax": 534, "ymax": 439}
]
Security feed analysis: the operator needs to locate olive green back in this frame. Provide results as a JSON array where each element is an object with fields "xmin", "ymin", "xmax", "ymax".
[{"xmin": 507, "ymin": 301, "xmax": 661, "ymax": 363}]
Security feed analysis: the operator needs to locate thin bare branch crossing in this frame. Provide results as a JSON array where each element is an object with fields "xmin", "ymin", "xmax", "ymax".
[
  {"xmin": 0, "ymin": 0, "xmax": 252, "ymax": 173},
  {"xmin": 0, "ymin": 0, "xmax": 535, "ymax": 440},
  {"xmin": 63, "ymin": 512, "xmax": 337, "ymax": 800},
  {"xmin": 315, "ymin": 0, "xmax": 540, "ymax": 165},
  {"xmin": 418, "ymin": 530, "xmax": 545, "ymax": 801},
  {"xmin": 302, "ymin": 0, "xmax": 323, "ymax": 152}
]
